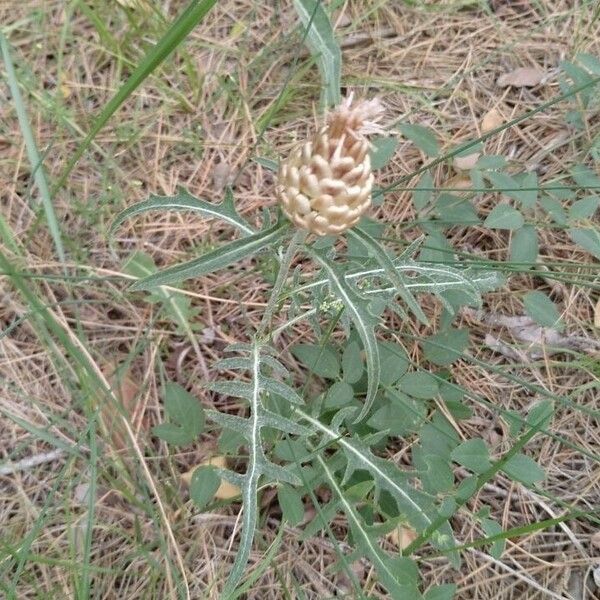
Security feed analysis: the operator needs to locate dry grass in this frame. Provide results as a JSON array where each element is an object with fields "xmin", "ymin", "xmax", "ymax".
[{"xmin": 1, "ymin": 0, "xmax": 599, "ymax": 598}]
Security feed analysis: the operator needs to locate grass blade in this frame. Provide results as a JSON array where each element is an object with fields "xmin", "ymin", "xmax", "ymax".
[
  {"xmin": 0, "ymin": 32, "xmax": 65, "ymax": 265},
  {"xmin": 293, "ymin": 0, "xmax": 341, "ymax": 107},
  {"xmin": 51, "ymin": 0, "xmax": 218, "ymax": 195}
]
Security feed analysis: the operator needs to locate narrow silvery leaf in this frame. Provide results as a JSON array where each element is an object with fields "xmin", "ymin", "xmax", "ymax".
[
  {"xmin": 293, "ymin": 0, "xmax": 341, "ymax": 107},
  {"xmin": 307, "ymin": 248, "xmax": 380, "ymax": 423},
  {"xmin": 349, "ymin": 227, "xmax": 429, "ymax": 324},
  {"xmin": 130, "ymin": 222, "xmax": 290, "ymax": 290},
  {"xmin": 110, "ymin": 186, "xmax": 255, "ymax": 236}
]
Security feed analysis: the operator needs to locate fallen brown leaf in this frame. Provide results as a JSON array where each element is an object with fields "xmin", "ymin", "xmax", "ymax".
[
  {"xmin": 388, "ymin": 525, "xmax": 418, "ymax": 550},
  {"xmin": 481, "ymin": 108, "xmax": 504, "ymax": 133},
  {"xmin": 497, "ymin": 67, "xmax": 544, "ymax": 88},
  {"xmin": 444, "ymin": 174, "xmax": 473, "ymax": 196},
  {"xmin": 101, "ymin": 363, "xmax": 144, "ymax": 452},
  {"xmin": 453, "ymin": 152, "xmax": 480, "ymax": 171}
]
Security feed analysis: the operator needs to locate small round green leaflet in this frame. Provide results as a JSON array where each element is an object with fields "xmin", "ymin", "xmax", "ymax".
[
  {"xmin": 190, "ymin": 466, "xmax": 221, "ymax": 509},
  {"xmin": 277, "ymin": 484, "xmax": 305, "ymax": 526},
  {"xmin": 522, "ymin": 291, "xmax": 564, "ymax": 331}
]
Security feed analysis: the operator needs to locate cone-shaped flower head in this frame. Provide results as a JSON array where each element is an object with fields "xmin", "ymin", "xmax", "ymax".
[{"xmin": 277, "ymin": 94, "xmax": 384, "ymax": 236}]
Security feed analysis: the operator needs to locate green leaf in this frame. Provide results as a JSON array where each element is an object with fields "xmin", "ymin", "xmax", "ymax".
[
  {"xmin": 123, "ymin": 251, "xmax": 198, "ymax": 335},
  {"xmin": 423, "ymin": 583, "xmax": 456, "ymax": 600},
  {"xmin": 502, "ymin": 453, "xmax": 545, "ymax": 485},
  {"xmin": 151, "ymin": 423, "xmax": 195, "ymax": 445},
  {"xmin": 253, "ymin": 156, "xmax": 278, "ymax": 171},
  {"xmin": 481, "ymin": 517, "xmax": 505, "ymax": 559},
  {"xmin": 342, "ymin": 341, "xmax": 363, "ymax": 384},
  {"xmin": 528, "ymin": 400, "xmax": 554, "ymax": 430},
  {"xmin": 413, "ymin": 171, "xmax": 434, "ymax": 211},
  {"xmin": 291, "ymin": 343, "xmax": 340, "ymax": 379},
  {"xmin": 316, "ymin": 454, "xmax": 422, "ymax": 597},
  {"xmin": 130, "ymin": 222, "xmax": 289, "ymax": 290},
  {"xmin": 324, "ymin": 381, "xmax": 354, "ymax": 409},
  {"xmin": 278, "ymin": 484, "xmax": 305, "ymax": 526},
  {"xmin": 399, "ymin": 123, "xmax": 439, "ymax": 156},
  {"xmin": 416, "ymin": 452, "xmax": 454, "ymax": 493},
  {"xmin": 576, "ymin": 52, "xmax": 600, "ymax": 75},
  {"xmin": 510, "ymin": 226, "xmax": 538, "ymax": 264},
  {"xmin": 569, "ymin": 196, "xmax": 599, "ymax": 220},
  {"xmin": 515, "ymin": 172, "xmax": 538, "ymax": 209},
  {"xmin": 420, "ymin": 231, "xmax": 454, "ymax": 263},
  {"xmin": 379, "ymin": 342, "xmax": 409, "ymax": 385},
  {"xmin": 296, "ymin": 408, "xmax": 435, "ymax": 531},
  {"xmin": 540, "ymin": 195, "xmax": 568, "ymax": 225},
  {"xmin": 436, "ymin": 194, "xmax": 480, "ymax": 224},
  {"xmin": 484, "ymin": 204, "xmax": 524, "ymax": 230},
  {"xmin": 400, "ymin": 372, "xmax": 439, "ymax": 399},
  {"xmin": 368, "ymin": 390, "xmax": 425, "ymax": 436},
  {"xmin": 370, "ymin": 136, "xmax": 398, "ymax": 170},
  {"xmin": 190, "ymin": 466, "xmax": 221, "ymax": 509},
  {"xmin": 153, "ymin": 382, "xmax": 204, "ymax": 445},
  {"xmin": 52, "ymin": 0, "xmax": 218, "ymax": 194},
  {"xmin": 422, "ymin": 328, "xmax": 469, "ymax": 366},
  {"xmin": 293, "ymin": 0, "xmax": 341, "ymax": 107},
  {"xmin": 216, "ymin": 341, "xmax": 304, "ymax": 598},
  {"xmin": 111, "ymin": 187, "xmax": 254, "ymax": 236},
  {"xmin": 569, "ymin": 227, "xmax": 600, "ymax": 259},
  {"xmin": 424, "ymin": 584, "xmax": 457, "ymax": 600},
  {"xmin": 451, "ymin": 439, "xmax": 492, "ymax": 474},
  {"xmin": 308, "ymin": 248, "xmax": 380, "ymax": 422},
  {"xmin": 349, "ymin": 226, "xmax": 429, "ymax": 324},
  {"xmin": 522, "ymin": 291, "xmax": 563, "ymax": 331}
]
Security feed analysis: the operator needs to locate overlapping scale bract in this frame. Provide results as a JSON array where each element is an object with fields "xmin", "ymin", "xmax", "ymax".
[{"xmin": 277, "ymin": 96, "xmax": 383, "ymax": 236}]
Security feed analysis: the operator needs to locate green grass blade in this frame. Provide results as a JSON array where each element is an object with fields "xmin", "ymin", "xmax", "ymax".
[
  {"xmin": 293, "ymin": 0, "xmax": 341, "ymax": 107},
  {"xmin": 51, "ymin": 0, "xmax": 218, "ymax": 195},
  {"xmin": 130, "ymin": 222, "xmax": 290, "ymax": 291},
  {"xmin": 0, "ymin": 32, "xmax": 66, "ymax": 265}
]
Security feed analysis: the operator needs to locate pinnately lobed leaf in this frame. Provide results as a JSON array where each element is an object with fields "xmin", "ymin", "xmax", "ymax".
[
  {"xmin": 207, "ymin": 341, "xmax": 311, "ymax": 598},
  {"xmin": 307, "ymin": 247, "xmax": 380, "ymax": 423},
  {"xmin": 129, "ymin": 222, "xmax": 290, "ymax": 290},
  {"xmin": 110, "ymin": 187, "xmax": 255, "ymax": 236}
]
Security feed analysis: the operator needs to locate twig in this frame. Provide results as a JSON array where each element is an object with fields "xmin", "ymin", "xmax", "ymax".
[{"xmin": 0, "ymin": 449, "xmax": 65, "ymax": 476}]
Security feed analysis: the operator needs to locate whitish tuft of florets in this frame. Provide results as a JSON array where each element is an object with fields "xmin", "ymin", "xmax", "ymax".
[{"xmin": 276, "ymin": 94, "xmax": 384, "ymax": 236}]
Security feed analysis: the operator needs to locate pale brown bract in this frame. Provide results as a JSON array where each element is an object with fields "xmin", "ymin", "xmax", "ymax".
[{"xmin": 276, "ymin": 94, "xmax": 384, "ymax": 236}]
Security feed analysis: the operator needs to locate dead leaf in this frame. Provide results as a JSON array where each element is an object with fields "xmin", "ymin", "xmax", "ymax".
[
  {"xmin": 181, "ymin": 455, "xmax": 241, "ymax": 500},
  {"xmin": 477, "ymin": 313, "xmax": 600, "ymax": 360},
  {"xmin": 443, "ymin": 174, "xmax": 472, "ymax": 197},
  {"xmin": 212, "ymin": 162, "xmax": 232, "ymax": 192},
  {"xmin": 388, "ymin": 525, "xmax": 418, "ymax": 550},
  {"xmin": 497, "ymin": 67, "xmax": 545, "ymax": 88},
  {"xmin": 481, "ymin": 108, "xmax": 504, "ymax": 133},
  {"xmin": 595, "ymin": 297, "xmax": 600, "ymax": 328},
  {"xmin": 453, "ymin": 152, "xmax": 480, "ymax": 171},
  {"xmin": 101, "ymin": 363, "xmax": 144, "ymax": 452}
]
